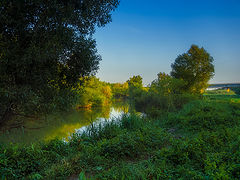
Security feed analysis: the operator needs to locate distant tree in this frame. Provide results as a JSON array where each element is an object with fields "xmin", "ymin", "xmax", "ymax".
[
  {"xmin": 111, "ymin": 82, "xmax": 129, "ymax": 98},
  {"xmin": 0, "ymin": 0, "xmax": 119, "ymax": 121},
  {"xmin": 127, "ymin": 75, "xmax": 143, "ymax": 99},
  {"xmin": 127, "ymin": 75, "xmax": 143, "ymax": 89},
  {"xmin": 170, "ymin": 45, "xmax": 215, "ymax": 94}
]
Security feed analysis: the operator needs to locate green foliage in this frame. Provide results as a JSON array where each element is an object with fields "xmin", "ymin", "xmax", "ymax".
[
  {"xmin": 0, "ymin": 90, "xmax": 240, "ymax": 179},
  {"xmin": 150, "ymin": 72, "xmax": 186, "ymax": 95},
  {"xmin": 167, "ymin": 99, "xmax": 240, "ymax": 131},
  {"xmin": 127, "ymin": 75, "xmax": 143, "ymax": 88},
  {"xmin": 0, "ymin": 0, "xmax": 119, "ymax": 122},
  {"xmin": 0, "ymin": 139, "xmax": 70, "ymax": 179},
  {"xmin": 111, "ymin": 82, "xmax": 129, "ymax": 98},
  {"xmin": 133, "ymin": 72, "xmax": 197, "ymax": 116},
  {"xmin": 127, "ymin": 75, "xmax": 145, "ymax": 100},
  {"xmin": 1, "ymin": 1, "xmax": 239, "ymax": 179},
  {"xmin": 171, "ymin": 45, "xmax": 215, "ymax": 94},
  {"xmin": 79, "ymin": 172, "xmax": 87, "ymax": 180},
  {"xmin": 0, "ymin": 0, "xmax": 119, "ymax": 88},
  {"xmin": 75, "ymin": 76, "xmax": 112, "ymax": 108}
]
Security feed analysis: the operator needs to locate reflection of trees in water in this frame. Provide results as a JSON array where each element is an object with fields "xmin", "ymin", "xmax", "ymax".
[
  {"xmin": 44, "ymin": 105, "xmax": 112, "ymax": 142},
  {"xmin": 44, "ymin": 101, "xmax": 131, "ymax": 142},
  {"xmin": 111, "ymin": 99, "xmax": 130, "ymax": 114},
  {"xmin": 101, "ymin": 106, "xmax": 111, "ymax": 118},
  {"xmin": 0, "ymin": 100, "xmax": 128, "ymax": 144},
  {"xmin": 79, "ymin": 105, "xmax": 111, "ymax": 121}
]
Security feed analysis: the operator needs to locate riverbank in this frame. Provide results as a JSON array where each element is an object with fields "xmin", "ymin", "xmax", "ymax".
[
  {"xmin": 1, "ymin": 90, "xmax": 240, "ymax": 179},
  {"xmin": 0, "ymin": 100, "xmax": 130, "ymax": 144}
]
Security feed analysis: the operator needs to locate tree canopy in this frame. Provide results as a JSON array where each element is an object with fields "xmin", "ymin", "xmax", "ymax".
[
  {"xmin": 0, "ymin": 0, "xmax": 120, "ymax": 120},
  {"xmin": 127, "ymin": 75, "xmax": 144, "ymax": 100},
  {"xmin": 150, "ymin": 72, "xmax": 185, "ymax": 96},
  {"xmin": 170, "ymin": 45, "xmax": 215, "ymax": 94},
  {"xmin": 0, "ymin": 0, "xmax": 119, "ymax": 88},
  {"xmin": 127, "ymin": 75, "xmax": 143, "ymax": 89}
]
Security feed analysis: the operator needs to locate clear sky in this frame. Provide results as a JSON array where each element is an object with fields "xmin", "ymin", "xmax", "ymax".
[{"xmin": 94, "ymin": 0, "xmax": 240, "ymax": 85}]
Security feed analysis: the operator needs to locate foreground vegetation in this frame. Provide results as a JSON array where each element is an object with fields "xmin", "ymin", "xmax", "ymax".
[{"xmin": 1, "ymin": 89, "xmax": 240, "ymax": 179}]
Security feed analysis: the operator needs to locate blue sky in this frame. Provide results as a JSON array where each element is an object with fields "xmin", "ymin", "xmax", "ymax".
[{"xmin": 94, "ymin": 0, "xmax": 240, "ymax": 85}]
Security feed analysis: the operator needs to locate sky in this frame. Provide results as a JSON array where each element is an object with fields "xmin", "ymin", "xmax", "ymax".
[{"xmin": 94, "ymin": 0, "xmax": 240, "ymax": 85}]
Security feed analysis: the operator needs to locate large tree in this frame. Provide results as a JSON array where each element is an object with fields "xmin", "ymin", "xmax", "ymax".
[
  {"xmin": 170, "ymin": 45, "xmax": 214, "ymax": 94},
  {"xmin": 0, "ymin": 0, "xmax": 119, "ymax": 120}
]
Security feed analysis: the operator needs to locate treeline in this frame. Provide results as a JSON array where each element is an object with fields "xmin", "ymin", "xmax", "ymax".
[
  {"xmin": 112, "ymin": 45, "xmax": 215, "ymax": 116},
  {"xmin": 0, "ymin": 42, "xmax": 216, "ymax": 126}
]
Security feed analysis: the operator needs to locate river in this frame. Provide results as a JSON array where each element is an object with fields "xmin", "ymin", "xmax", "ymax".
[{"xmin": 0, "ymin": 100, "xmax": 130, "ymax": 144}]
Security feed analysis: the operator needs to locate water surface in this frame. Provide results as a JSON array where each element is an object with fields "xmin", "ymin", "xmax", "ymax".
[{"xmin": 0, "ymin": 100, "xmax": 129, "ymax": 144}]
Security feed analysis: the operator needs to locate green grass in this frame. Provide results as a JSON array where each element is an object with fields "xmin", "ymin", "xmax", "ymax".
[{"xmin": 1, "ymin": 91, "xmax": 240, "ymax": 179}]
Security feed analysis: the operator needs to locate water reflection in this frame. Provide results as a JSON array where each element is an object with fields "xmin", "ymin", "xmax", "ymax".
[{"xmin": 0, "ymin": 100, "xmax": 129, "ymax": 144}]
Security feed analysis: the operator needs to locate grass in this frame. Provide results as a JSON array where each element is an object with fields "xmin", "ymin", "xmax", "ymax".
[{"xmin": 0, "ymin": 89, "xmax": 240, "ymax": 179}]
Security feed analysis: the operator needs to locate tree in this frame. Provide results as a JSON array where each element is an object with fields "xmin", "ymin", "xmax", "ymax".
[
  {"xmin": 75, "ymin": 76, "xmax": 112, "ymax": 108},
  {"xmin": 127, "ymin": 75, "xmax": 144, "ymax": 100},
  {"xmin": 150, "ymin": 72, "xmax": 185, "ymax": 96},
  {"xmin": 111, "ymin": 82, "xmax": 129, "ymax": 98},
  {"xmin": 0, "ymin": 0, "xmax": 120, "ymax": 121},
  {"xmin": 127, "ymin": 75, "xmax": 143, "ymax": 89},
  {"xmin": 170, "ymin": 45, "xmax": 214, "ymax": 94}
]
